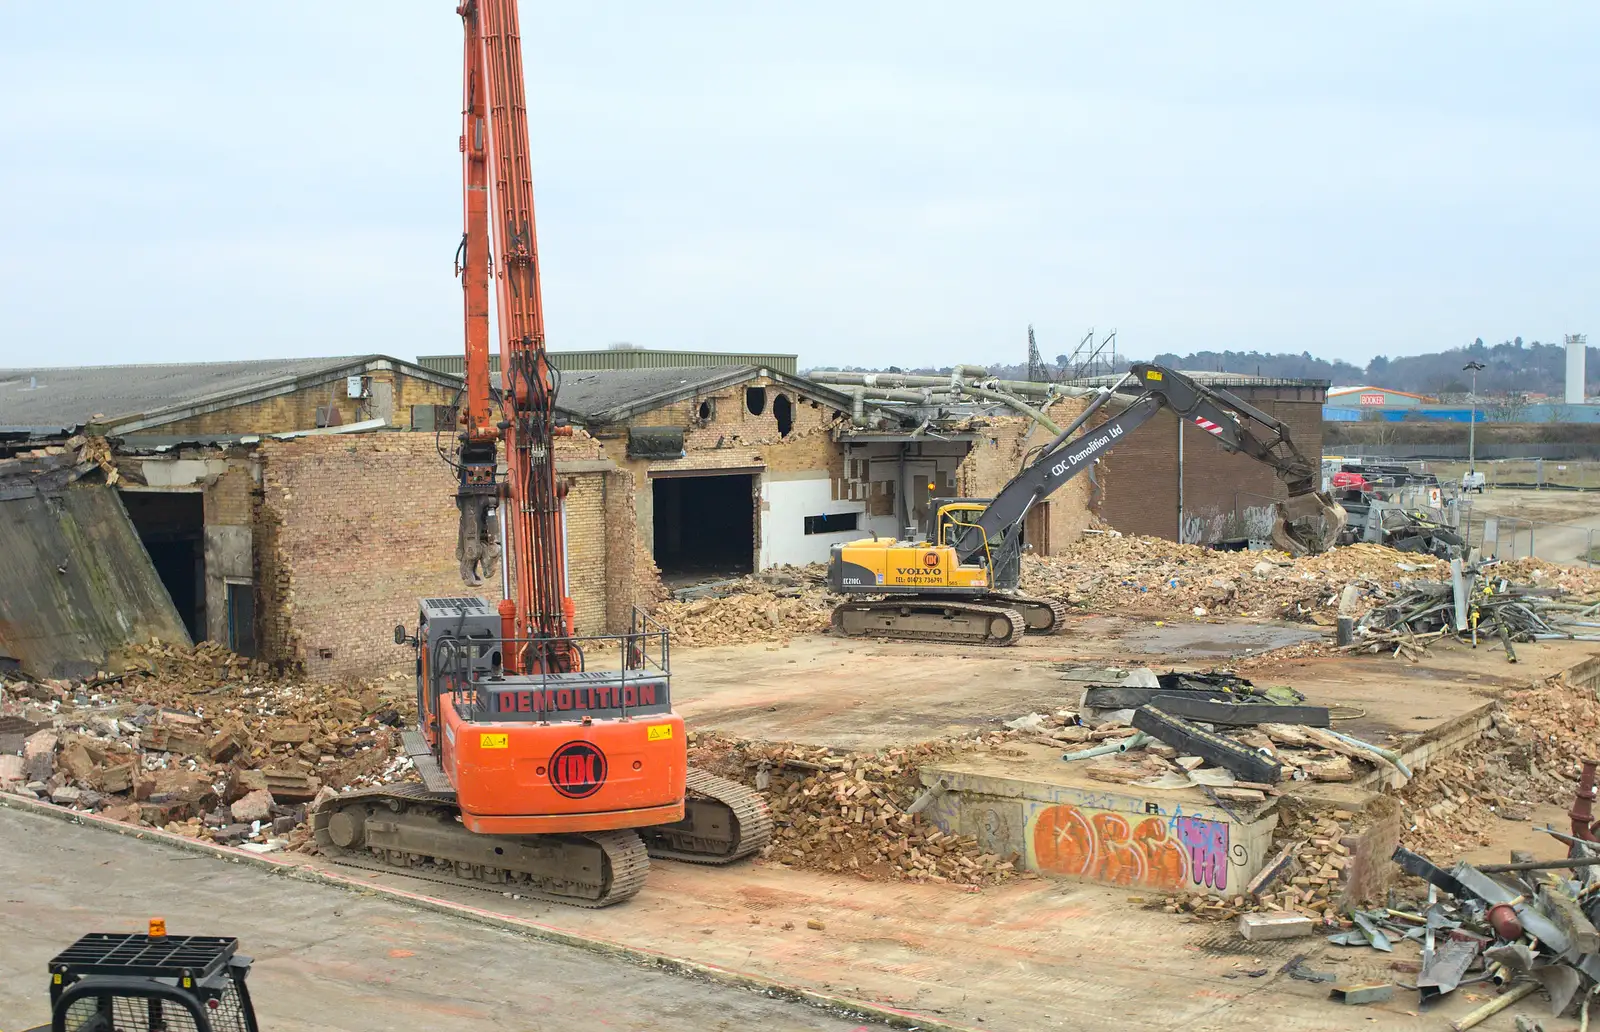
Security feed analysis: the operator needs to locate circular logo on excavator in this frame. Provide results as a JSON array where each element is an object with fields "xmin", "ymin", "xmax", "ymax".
[
  {"xmin": 549, "ymin": 741, "xmax": 607, "ymax": 799},
  {"xmin": 922, "ymin": 551, "xmax": 940, "ymax": 567}
]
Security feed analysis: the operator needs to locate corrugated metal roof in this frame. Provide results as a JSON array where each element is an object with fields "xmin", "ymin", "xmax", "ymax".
[
  {"xmin": 540, "ymin": 365, "xmax": 856, "ymax": 424},
  {"xmin": 0, "ymin": 357, "xmax": 370, "ymax": 430},
  {"xmin": 552, "ymin": 366, "xmax": 756, "ymax": 421},
  {"xmin": 419, "ymin": 349, "xmax": 799, "ymax": 376}
]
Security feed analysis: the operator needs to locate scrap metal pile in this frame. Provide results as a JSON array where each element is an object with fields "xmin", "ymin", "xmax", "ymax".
[
  {"xmin": 0, "ymin": 641, "xmax": 413, "ymax": 850},
  {"xmin": 1383, "ymin": 802, "xmax": 1600, "ymax": 1025},
  {"xmin": 1067, "ymin": 668, "xmax": 1408, "ymax": 791},
  {"xmin": 1351, "ymin": 558, "xmax": 1600, "ymax": 661}
]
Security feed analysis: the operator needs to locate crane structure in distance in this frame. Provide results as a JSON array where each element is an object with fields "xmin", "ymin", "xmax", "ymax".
[
  {"xmin": 828, "ymin": 364, "xmax": 1347, "ymax": 646},
  {"xmin": 313, "ymin": 0, "xmax": 770, "ymax": 907}
]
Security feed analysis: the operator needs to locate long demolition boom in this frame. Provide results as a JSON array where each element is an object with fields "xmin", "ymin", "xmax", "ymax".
[
  {"xmin": 957, "ymin": 364, "xmax": 1341, "ymax": 560},
  {"xmin": 455, "ymin": 0, "xmax": 574, "ymax": 668}
]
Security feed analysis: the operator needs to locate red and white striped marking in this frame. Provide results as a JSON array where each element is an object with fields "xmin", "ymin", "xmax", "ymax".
[{"xmin": 1192, "ymin": 417, "xmax": 1225, "ymax": 436}]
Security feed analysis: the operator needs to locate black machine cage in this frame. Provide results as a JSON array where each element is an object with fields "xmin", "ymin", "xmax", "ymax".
[{"xmin": 32, "ymin": 934, "xmax": 258, "ymax": 1032}]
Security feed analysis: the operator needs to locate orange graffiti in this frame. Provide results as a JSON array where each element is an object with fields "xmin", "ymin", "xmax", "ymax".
[{"xmin": 1032, "ymin": 804, "xmax": 1189, "ymax": 891}]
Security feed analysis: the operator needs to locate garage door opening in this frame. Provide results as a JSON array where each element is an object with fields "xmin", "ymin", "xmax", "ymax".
[
  {"xmin": 652, "ymin": 473, "xmax": 755, "ymax": 583},
  {"xmin": 121, "ymin": 491, "xmax": 206, "ymax": 642}
]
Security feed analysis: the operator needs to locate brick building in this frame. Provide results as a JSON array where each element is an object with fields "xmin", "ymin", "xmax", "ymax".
[
  {"xmin": 0, "ymin": 356, "xmax": 634, "ymax": 680},
  {"xmin": 0, "ymin": 354, "xmax": 1103, "ymax": 679},
  {"xmin": 253, "ymin": 432, "xmax": 636, "ymax": 681},
  {"xmin": 1088, "ymin": 374, "xmax": 1329, "ymax": 545},
  {"xmin": 551, "ymin": 366, "xmax": 1095, "ymax": 583}
]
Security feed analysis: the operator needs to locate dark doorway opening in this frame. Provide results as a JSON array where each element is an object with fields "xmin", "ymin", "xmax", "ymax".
[
  {"xmin": 652, "ymin": 473, "xmax": 755, "ymax": 582},
  {"xmin": 121, "ymin": 491, "xmax": 205, "ymax": 642},
  {"xmin": 226, "ymin": 582, "xmax": 256, "ymax": 656}
]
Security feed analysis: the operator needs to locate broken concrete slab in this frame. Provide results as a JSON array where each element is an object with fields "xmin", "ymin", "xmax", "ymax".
[
  {"xmin": 263, "ymin": 769, "xmax": 319, "ymax": 803},
  {"xmin": 49, "ymin": 785, "xmax": 82, "ymax": 807},
  {"xmin": 1238, "ymin": 912, "xmax": 1313, "ymax": 941},
  {"xmin": 230, "ymin": 790, "xmax": 273, "ymax": 823},
  {"xmin": 58, "ymin": 741, "xmax": 95, "ymax": 782},
  {"xmin": 269, "ymin": 724, "xmax": 313, "ymax": 746},
  {"xmin": 97, "ymin": 764, "xmax": 133, "ymax": 794},
  {"xmin": 22, "ymin": 750, "xmax": 52, "ymax": 783}
]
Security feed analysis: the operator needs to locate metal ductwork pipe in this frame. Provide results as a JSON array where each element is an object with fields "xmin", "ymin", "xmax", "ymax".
[{"xmin": 808, "ymin": 370, "xmax": 1133, "ymax": 404}]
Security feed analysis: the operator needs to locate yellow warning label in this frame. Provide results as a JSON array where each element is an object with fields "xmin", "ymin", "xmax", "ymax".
[
  {"xmin": 479, "ymin": 733, "xmax": 509, "ymax": 750},
  {"xmin": 647, "ymin": 724, "xmax": 673, "ymax": 741},
  {"xmin": 1145, "ymin": 369, "xmax": 1163, "ymax": 380}
]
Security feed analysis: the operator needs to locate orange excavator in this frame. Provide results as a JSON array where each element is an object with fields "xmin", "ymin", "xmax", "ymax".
[{"xmin": 312, "ymin": 0, "xmax": 770, "ymax": 907}]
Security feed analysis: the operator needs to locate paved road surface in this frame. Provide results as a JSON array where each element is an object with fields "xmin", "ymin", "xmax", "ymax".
[{"xmin": 0, "ymin": 806, "xmax": 878, "ymax": 1032}]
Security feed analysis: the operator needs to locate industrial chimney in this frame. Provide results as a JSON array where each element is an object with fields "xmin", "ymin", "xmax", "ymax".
[{"xmin": 1567, "ymin": 333, "xmax": 1588, "ymax": 404}]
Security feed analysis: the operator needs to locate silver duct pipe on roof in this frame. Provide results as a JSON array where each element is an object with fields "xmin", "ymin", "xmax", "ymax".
[
  {"xmin": 809, "ymin": 369, "xmax": 1134, "ymax": 404},
  {"xmin": 836, "ymin": 382, "xmax": 1069, "ymax": 436}
]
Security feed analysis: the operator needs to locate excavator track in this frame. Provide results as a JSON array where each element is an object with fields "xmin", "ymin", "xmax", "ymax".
[
  {"xmin": 995, "ymin": 595, "xmax": 1071, "ymax": 634},
  {"xmin": 640, "ymin": 767, "xmax": 774, "ymax": 865},
  {"xmin": 831, "ymin": 599, "xmax": 1027, "ymax": 646},
  {"xmin": 311, "ymin": 782, "xmax": 650, "ymax": 908}
]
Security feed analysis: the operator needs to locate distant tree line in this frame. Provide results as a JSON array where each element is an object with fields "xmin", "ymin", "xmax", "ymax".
[{"xmin": 809, "ymin": 337, "xmax": 1594, "ymax": 398}]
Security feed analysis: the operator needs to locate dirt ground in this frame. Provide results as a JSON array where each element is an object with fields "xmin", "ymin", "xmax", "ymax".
[
  {"xmin": 1465, "ymin": 486, "xmax": 1600, "ymax": 525},
  {"xmin": 1, "ymin": 795, "xmax": 1555, "ymax": 1032},
  {"xmin": 671, "ymin": 615, "xmax": 1585, "ymax": 752},
  {"xmin": 8, "ymin": 595, "xmax": 1599, "ymax": 1031}
]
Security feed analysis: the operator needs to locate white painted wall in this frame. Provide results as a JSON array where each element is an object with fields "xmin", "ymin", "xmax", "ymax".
[
  {"xmin": 140, "ymin": 458, "xmax": 229, "ymax": 487},
  {"xmin": 759, "ymin": 474, "xmax": 893, "ymax": 568}
]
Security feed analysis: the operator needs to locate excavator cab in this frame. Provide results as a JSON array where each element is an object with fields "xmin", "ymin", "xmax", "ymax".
[
  {"xmin": 935, "ymin": 500, "xmax": 1022, "ymax": 593},
  {"xmin": 21, "ymin": 926, "xmax": 259, "ymax": 1032}
]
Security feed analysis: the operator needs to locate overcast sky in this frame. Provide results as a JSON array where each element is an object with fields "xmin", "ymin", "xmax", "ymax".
[{"xmin": 1, "ymin": 3, "xmax": 1594, "ymax": 372}]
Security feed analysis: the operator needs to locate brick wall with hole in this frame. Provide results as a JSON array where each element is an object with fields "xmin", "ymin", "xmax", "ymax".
[{"xmin": 254, "ymin": 430, "xmax": 635, "ymax": 679}]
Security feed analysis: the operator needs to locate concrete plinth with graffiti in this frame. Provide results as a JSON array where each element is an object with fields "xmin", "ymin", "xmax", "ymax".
[{"xmin": 919, "ymin": 743, "xmax": 1278, "ymax": 896}]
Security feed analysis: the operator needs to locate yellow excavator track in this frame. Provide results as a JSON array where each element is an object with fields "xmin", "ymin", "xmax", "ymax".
[{"xmin": 831, "ymin": 598, "xmax": 1028, "ymax": 646}]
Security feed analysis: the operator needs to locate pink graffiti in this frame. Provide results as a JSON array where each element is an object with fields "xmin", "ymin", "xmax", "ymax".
[{"xmin": 1175, "ymin": 816, "xmax": 1229, "ymax": 890}]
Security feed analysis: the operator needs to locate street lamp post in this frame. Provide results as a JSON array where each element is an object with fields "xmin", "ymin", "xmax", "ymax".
[{"xmin": 1464, "ymin": 359, "xmax": 1486, "ymax": 475}]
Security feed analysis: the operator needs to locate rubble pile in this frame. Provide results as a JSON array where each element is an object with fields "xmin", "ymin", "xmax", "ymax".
[
  {"xmin": 652, "ymin": 566, "xmax": 834, "ymax": 646},
  {"xmin": 1404, "ymin": 671, "xmax": 1600, "ymax": 858},
  {"xmin": 643, "ymin": 533, "xmax": 1600, "ymax": 651},
  {"xmin": 689, "ymin": 732, "xmax": 1019, "ymax": 886},
  {"xmin": 1021, "ymin": 535, "xmax": 1454, "ymax": 622},
  {"xmin": 1156, "ymin": 802, "xmax": 1383, "ymax": 923},
  {"xmin": 1022, "ymin": 534, "xmax": 1600, "ymax": 627},
  {"xmin": 0, "ymin": 642, "xmax": 413, "ymax": 851}
]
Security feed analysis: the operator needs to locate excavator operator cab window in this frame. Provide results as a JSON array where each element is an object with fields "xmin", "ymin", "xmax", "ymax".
[{"xmin": 936, "ymin": 507, "xmax": 990, "ymax": 568}]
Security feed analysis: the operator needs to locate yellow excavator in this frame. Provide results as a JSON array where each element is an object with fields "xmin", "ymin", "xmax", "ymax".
[{"xmin": 828, "ymin": 363, "xmax": 1346, "ymax": 645}]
